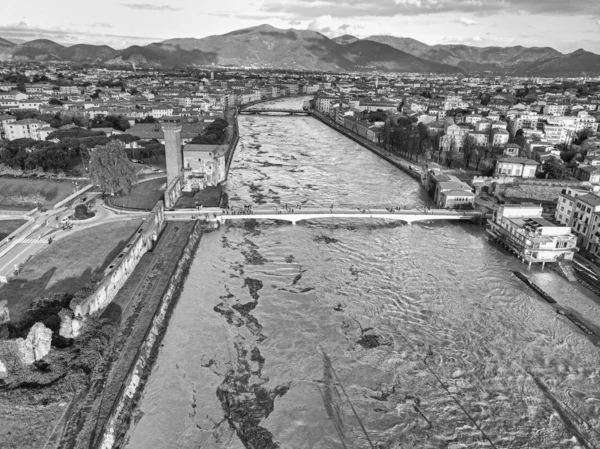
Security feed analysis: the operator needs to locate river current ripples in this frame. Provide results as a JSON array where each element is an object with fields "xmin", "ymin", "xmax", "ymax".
[{"xmin": 126, "ymin": 98, "xmax": 600, "ymax": 449}]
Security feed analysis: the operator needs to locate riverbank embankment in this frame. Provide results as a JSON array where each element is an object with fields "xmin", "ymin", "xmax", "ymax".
[
  {"xmin": 513, "ymin": 271, "xmax": 600, "ymax": 347},
  {"xmin": 309, "ymin": 110, "xmax": 423, "ymax": 182},
  {"xmin": 93, "ymin": 221, "xmax": 204, "ymax": 449},
  {"xmin": 43, "ymin": 221, "xmax": 202, "ymax": 449}
]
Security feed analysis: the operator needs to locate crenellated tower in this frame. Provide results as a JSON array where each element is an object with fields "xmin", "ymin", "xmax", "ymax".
[{"xmin": 161, "ymin": 116, "xmax": 183, "ymax": 184}]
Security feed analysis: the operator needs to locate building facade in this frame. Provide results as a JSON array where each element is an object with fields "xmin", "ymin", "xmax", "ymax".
[
  {"xmin": 4, "ymin": 119, "xmax": 46, "ymax": 141},
  {"xmin": 487, "ymin": 204, "xmax": 576, "ymax": 266}
]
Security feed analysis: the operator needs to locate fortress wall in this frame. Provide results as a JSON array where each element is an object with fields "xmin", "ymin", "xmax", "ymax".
[{"xmin": 63, "ymin": 202, "xmax": 166, "ymax": 336}]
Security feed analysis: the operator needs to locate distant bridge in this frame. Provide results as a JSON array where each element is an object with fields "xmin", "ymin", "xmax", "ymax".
[
  {"xmin": 167, "ymin": 208, "xmax": 485, "ymax": 225},
  {"xmin": 238, "ymin": 108, "xmax": 310, "ymax": 116}
]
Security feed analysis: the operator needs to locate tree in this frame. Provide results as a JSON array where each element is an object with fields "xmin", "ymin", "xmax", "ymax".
[
  {"xmin": 366, "ymin": 109, "xmax": 387, "ymax": 122},
  {"xmin": 474, "ymin": 145, "xmax": 487, "ymax": 170},
  {"xmin": 445, "ymin": 137, "xmax": 459, "ymax": 168},
  {"xmin": 514, "ymin": 130, "xmax": 527, "ymax": 150},
  {"xmin": 137, "ymin": 115, "xmax": 156, "ymax": 123},
  {"xmin": 89, "ymin": 141, "xmax": 137, "ymax": 195},
  {"xmin": 461, "ymin": 135, "xmax": 478, "ymax": 168},
  {"xmin": 575, "ymin": 128, "xmax": 593, "ymax": 145},
  {"xmin": 540, "ymin": 156, "xmax": 570, "ymax": 179}
]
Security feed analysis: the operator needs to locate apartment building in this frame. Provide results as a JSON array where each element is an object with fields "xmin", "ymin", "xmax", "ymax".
[
  {"xmin": 315, "ymin": 96, "xmax": 337, "ymax": 115},
  {"xmin": 555, "ymin": 187, "xmax": 591, "ymax": 226},
  {"xmin": 4, "ymin": 119, "xmax": 46, "ymax": 140},
  {"xmin": 555, "ymin": 190, "xmax": 600, "ymax": 253},
  {"xmin": 487, "ymin": 204, "xmax": 576, "ymax": 266}
]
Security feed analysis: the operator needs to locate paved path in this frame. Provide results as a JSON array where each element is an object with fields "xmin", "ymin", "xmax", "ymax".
[{"xmin": 0, "ymin": 199, "xmax": 140, "ymax": 282}]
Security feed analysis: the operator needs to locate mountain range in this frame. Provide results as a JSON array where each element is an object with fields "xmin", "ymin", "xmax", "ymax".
[{"xmin": 0, "ymin": 24, "xmax": 599, "ymax": 75}]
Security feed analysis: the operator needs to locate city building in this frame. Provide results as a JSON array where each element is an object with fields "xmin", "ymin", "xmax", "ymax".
[
  {"xmin": 555, "ymin": 191, "xmax": 600, "ymax": 253},
  {"xmin": 4, "ymin": 119, "xmax": 46, "ymax": 140},
  {"xmin": 487, "ymin": 204, "xmax": 576, "ymax": 266},
  {"xmin": 555, "ymin": 187, "xmax": 591, "ymax": 227},
  {"xmin": 574, "ymin": 165, "xmax": 600, "ymax": 184},
  {"xmin": 494, "ymin": 157, "xmax": 539, "ymax": 178},
  {"xmin": 503, "ymin": 143, "xmax": 521, "ymax": 157},
  {"xmin": 314, "ymin": 96, "xmax": 337, "ymax": 115},
  {"xmin": 182, "ymin": 143, "xmax": 227, "ymax": 190},
  {"xmin": 491, "ymin": 128, "xmax": 510, "ymax": 146}
]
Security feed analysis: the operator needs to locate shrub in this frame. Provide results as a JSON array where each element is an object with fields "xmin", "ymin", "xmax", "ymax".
[{"xmin": 74, "ymin": 204, "xmax": 89, "ymax": 219}]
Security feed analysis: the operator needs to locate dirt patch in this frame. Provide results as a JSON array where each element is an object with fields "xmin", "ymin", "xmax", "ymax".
[
  {"xmin": 216, "ymin": 342, "xmax": 289, "ymax": 449},
  {"xmin": 314, "ymin": 235, "xmax": 339, "ymax": 244},
  {"xmin": 241, "ymin": 240, "xmax": 268, "ymax": 265},
  {"xmin": 357, "ymin": 333, "xmax": 386, "ymax": 349},
  {"xmin": 503, "ymin": 184, "xmax": 563, "ymax": 202}
]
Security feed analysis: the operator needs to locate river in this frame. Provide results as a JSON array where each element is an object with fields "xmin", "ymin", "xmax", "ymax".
[{"xmin": 125, "ymin": 98, "xmax": 600, "ymax": 448}]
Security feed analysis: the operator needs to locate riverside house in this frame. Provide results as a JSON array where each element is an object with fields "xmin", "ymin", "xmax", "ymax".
[{"xmin": 487, "ymin": 204, "xmax": 577, "ymax": 267}]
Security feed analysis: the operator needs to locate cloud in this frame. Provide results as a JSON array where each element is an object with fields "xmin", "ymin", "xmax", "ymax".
[
  {"xmin": 307, "ymin": 15, "xmax": 333, "ymax": 32},
  {"xmin": 439, "ymin": 34, "xmax": 507, "ymax": 46},
  {"xmin": 457, "ymin": 17, "xmax": 476, "ymax": 26},
  {"xmin": 306, "ymin": 15, "xmax": 365, "ymax": 37},
  {"xmin": 91, "ymin": 22, "xmax": 112, "ymax": 28},
  {"xmin": 120, "ymin": 3, "xmax": 181, "ymax": 11},
  {"xmin": 261, "ymin": 0, "xmax": 600, "ymax": 19}
]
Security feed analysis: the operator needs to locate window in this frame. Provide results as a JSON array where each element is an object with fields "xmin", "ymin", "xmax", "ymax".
[{"xmin": 556, "ymin": 241, "xmax": 568, "ymax": 249}]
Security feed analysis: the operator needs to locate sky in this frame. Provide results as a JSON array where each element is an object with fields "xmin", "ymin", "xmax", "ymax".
[{"xmin": 1, "ymin": 0, "xmax": 600, "ymax": 53}]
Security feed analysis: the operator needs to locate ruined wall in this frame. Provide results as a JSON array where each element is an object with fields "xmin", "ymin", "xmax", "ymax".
[
  {"xmin": 67, "ymin": 202, "xmax": 165, "ymax": 325},
  {"xmin": 163, "ymin": 176, "xmax": 182, "ymax": 209},
  {"xmin": 97, "ymin": 222, "xmax": 203, "ymax": 449}
]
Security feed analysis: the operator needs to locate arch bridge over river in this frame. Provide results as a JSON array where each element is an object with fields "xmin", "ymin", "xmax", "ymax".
[{"xmin": 167, "ymin": 207, "xmax": 484, "ymax": 225}]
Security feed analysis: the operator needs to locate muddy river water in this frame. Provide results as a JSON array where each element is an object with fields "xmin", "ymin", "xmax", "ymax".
[{"xmin": 126, "ymin": 98, "xmax": 600, "ymax": 448}]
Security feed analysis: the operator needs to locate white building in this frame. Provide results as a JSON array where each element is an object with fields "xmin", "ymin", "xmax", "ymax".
[
  {"xmin": 4, "ymin": 119, "xmax": 46, "ymax": 140},
  {"xmin": 494, "ymin": 157, "xmax": 538, "ymax": 178},
  {"xmin": 315, "ymin": 96, "xmax": 337, "ymax": 115},
  {"xmin": 487, "ymin": 204, "xmax": 577, "ymax": 266}
]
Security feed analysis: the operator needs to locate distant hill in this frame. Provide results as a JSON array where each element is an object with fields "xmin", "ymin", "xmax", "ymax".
[
  {"xmin": 158, "ymin": 24, "xmax": 458, "ymax": 72},
  {"xmin": 527, "ymin": 49, "xmax": 600, "ymax": 77},
  {"xmin": 0, "ymin": 37, "xmax": 15, "ymax": 48},
  {"xmin": 364, "ymin": 36, "xmax": 567, "ymax": 74},
  {"xmin": 332, "ymin": 34, "xmax": 360, "ymax": 45},
  {"xmin": 0, "ymin": 25, "xmax": 599, "ymax": 75},
  {"xmin": 365, "ymin": 36, "xmax": 431, "ymax": 56},
  {"xmin": 342, "ymin": 40, "xmax": 461, "ymax": 73}
]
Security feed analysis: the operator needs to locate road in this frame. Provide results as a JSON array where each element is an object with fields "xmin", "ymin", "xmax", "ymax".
[{"xmin": 0, "ymin": 195, "xmax": 139, "ymax": 282}]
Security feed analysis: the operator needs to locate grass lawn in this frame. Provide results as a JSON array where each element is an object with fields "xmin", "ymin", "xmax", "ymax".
[
  {"xmin": 0, "ymin": 178, "xmax": 86, "ymax": 209},
  {"xmin": 0, "ymin": 220, "xmax": 141, "ymax": 322},
  {"xmin": 0, "ymin": 396, "xmax": 72, "ymax": 449},
  {"xmin": 107, "ymin": 177, "xmax": 166, "ymax": 211},
  {"xmin": 0, "ymin": 219, "xmax": 26, "ymax": 242}
]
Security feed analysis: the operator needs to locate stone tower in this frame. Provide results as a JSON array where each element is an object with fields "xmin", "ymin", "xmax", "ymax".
[{"xmin": 161, "ymin": 116, "xmax": 183, "ymax": 184}]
